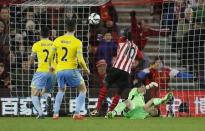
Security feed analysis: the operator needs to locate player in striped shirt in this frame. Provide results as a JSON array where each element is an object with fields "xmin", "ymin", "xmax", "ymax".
[
  {"xmin": 91, "ymin": 32, "xmax": 144, "ymax": 115},
  {"xmin": 29, "ymin": 27, "xmax": 54, "ymax": 119}
]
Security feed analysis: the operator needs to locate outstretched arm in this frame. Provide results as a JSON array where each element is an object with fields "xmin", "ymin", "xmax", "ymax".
[
  {"xmin": 129, "ymin": 82, "xmax": 158, "ymax": 100},
  {"xmin": 77, "ymin": 43, "xmax": 90, "ymax": 74},
  {"xmin": 176, "ymin": 72, "xmax": 193, "ymax": 78},
  {"xmin": 29, "ymin": 44, "xmax": 37, "ymax": 67},
  {"xmin": 137, "ymin": 63, "xmax": 158, "ymax": 79},
  {"xmin": 169, "ymin": 67, "xmax": 193, "ymax": 78},
  {"xmin": 48, "ymin": 46, "xmax": 56, "ymax": 71}
]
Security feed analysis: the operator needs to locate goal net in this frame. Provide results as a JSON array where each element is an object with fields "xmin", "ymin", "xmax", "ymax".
[
  {"xmin": 9, "ymin": 0, "xmax": 108, "ymax": 116},
  {"xmin": 159, "ymin": 0, "xmax": 205, "ymax": 117}
]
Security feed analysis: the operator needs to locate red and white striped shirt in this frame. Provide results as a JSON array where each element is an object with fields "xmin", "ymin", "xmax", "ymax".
[{"xmin": 113, "ymin": 40, "xmax": 142, "ymax": 73}]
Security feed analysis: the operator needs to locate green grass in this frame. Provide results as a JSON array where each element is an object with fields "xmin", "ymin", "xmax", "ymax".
[{"xmin": 0, "ymin": 117, "xmax": 204, "ymax": 131}]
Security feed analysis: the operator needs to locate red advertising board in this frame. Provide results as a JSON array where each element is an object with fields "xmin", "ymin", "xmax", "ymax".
[{"xmin": 159, "ymin": 90, "xmax": 205, "ymax": 117}]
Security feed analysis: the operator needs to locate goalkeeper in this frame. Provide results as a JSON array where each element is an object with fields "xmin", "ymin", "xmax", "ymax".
[{"xmin": 106, "ymin": 82, "xmax": 173, "ymax": 119}]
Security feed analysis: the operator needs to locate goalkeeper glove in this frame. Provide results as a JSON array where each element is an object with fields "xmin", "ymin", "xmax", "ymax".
[{"xmin": 145, "ymin": 82, "xmax": 158, "ymax": 90}]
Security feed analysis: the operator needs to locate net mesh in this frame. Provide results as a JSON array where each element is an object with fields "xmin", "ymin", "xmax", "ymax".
[
  {"xmin": 159, "ymin": 0, "xmax": 205, "ymax": 117},
  {"xmin": 7, "ymin": 0, "xmax": 205, "ymax": 117},
  {"xmin": 9, "ymin": 0, "xmax": 108, "ymax": 115}
]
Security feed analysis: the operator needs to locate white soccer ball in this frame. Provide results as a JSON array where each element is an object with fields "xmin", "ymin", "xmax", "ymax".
[{"xmin": 88, "ymin": 13, "xmax": 101, "ymax": 25}]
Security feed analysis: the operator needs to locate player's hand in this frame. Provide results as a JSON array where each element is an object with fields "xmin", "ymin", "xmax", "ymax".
[
  {"xmin": 145, "ymin": 82, "xmax": 158, "ymax": 90},
  {"xmin": 86, "ymin": 69, "xmax": 90, "ymax": 75},
  {"xmin": 49, "ymin": 67, "xmax": 55, "ymax": 73},
  {"xmin": 148, "ymin": 82, "xmax": 158, "ymax": 88},
  {"xmin": 82, "ymin": 69, "xmax": 90, "ymax": 75}
]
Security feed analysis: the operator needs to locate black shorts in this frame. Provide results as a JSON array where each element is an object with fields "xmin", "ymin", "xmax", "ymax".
[{"xmin": 105, "ymin": 67, "xmax": 130, "ymax": 90}]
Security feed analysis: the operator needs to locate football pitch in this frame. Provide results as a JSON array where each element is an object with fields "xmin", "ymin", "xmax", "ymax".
[{"xmin": 0, "ymin": 117, "xmax": 204, "ymax": 131}]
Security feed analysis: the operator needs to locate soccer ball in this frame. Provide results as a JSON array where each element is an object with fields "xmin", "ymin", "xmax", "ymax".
[{"xmin": 88, "ymin": 13, "xmax": 101, "ymax": 25}]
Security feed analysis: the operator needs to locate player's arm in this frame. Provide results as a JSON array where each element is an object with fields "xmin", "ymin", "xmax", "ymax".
[
  {"xmin": 168, "ymin": 67, "xmax": 193, "ymax": 78},
  {"xmin": 129, "ymin": 82, "xmax": 158, "ymax": 99},
  {"xmin": 136, "ymin": 67, "xmax": 150, "ymax": 79},
  {"xmin": 135, "ymin": 49, "xmax": 144, "ymax": 60},
  {"xmin": 28, "ymin": 44, "xmax": 37, "ymax": 67},
  {"xmin": 137, "ymin": 61, "xmax": 159, "ymax": 79},
  {"xmin": 77, "ymin": 43, "xmax": 90, "ymax": 74},
  {"xmin": 48, "ymin": 45, "xmax": 57, "ymax": 69}
]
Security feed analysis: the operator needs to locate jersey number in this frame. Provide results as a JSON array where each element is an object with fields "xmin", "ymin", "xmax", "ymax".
[
  {"xmin": 124, "ymin": 47, "xmax": 136, "ymax": 59},
  {"xmin": 43, "ymin": 49, "xmax": 49, "ymax": 62},
  {"xmin": 61, "ymin": 47, "xmax": 68, "ymax": 61}
]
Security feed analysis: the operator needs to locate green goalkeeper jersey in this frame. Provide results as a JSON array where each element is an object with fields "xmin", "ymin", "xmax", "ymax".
[{"xmin": 123, "ymin": 88, "xmax": 149, "ymax": 119}]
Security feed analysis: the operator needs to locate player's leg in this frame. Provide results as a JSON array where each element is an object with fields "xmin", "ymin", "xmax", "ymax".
[
  {"xmin": 106, "ymin": 86, "xmax": 141, "ymax": 118},
  {"xmin": 41, "ymin": 73, "xmax": 55, "ymax": 99},
  {"xmin": 41, "ymin": 73, "xmax": 54, "ymax": 114},
  {"xmin": 107, "ymin": 85, "xmax": 148, "ymax": 118},
  {"xmin": 108, "ymin": 69, "xmax": 130, "ymax": 111},
  {"xmin": 73, "ymin": 82, "xmax": 87, "ymax": 120},
  {"xmin": 31, "ymin": 88, "xmax": 44, "ymax": 118},
  {"xmin": 31, "ymin": 72, "xmax": 47, "ymax": 119},
  {"xmin": 91, "ymin": 68, "xmax": 116, "ymax": 115},
  {"xmin": 106, "ymin": 99, "xmax": 133, "ymax": 118},
  {"xmin": 90, "ymin": 85, "xmax": 108, "ymax": 115},
  {"xmin": 53, "ymin": 71, "xmax": 66, "ymax": 119},
  {"xmin": 144, "ymin": 92, "xmax": 173, "ymax": 112},
  {"xmin": 107, "ymin": 82, "xmax": 159, "ymax": 119},
  {"xmin": 96, "ymin": 60, "xmax": 107, "ymax": 88},
  {"xmin": 67, "ymin": 69, "xmax": 87, "ymax": 120}
]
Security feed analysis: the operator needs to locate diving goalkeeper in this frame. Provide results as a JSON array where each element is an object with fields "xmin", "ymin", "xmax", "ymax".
[{"xmin": 106, "ymin": 82, "xmax": 173, "ymax": 119}]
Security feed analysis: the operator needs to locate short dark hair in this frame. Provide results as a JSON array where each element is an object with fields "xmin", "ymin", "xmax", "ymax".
[
  {"xmin": 41, "ymin": 26, "xmax": 50, "ymax": 38},
  {"xmin": 66, "ymin": 19, "xmax": 76, "ymax": 32},
  {"xmin": 153, "ymin": 56, "xmax": 164, "ymax": 65},
  {"xmin": 133, "ymin": 81, "xmax": 144, "ymax": 88}
]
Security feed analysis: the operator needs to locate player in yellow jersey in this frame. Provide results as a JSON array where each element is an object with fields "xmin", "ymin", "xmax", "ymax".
[
  {"xmin": 48, "ymin": 19, "xmax": 90, "ymax": 120},
  {"xmin": 29, "ymin": 27, "xmax": 54, "ymax": 119}
]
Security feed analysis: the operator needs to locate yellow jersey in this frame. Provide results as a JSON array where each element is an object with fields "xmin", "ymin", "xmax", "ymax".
[
  {"xmin": 51, "ymin": 35, "xmax": 88, "ymax": 72},
  {"xmin": 32, "ymin": 39, "xmax": 53, "ymax": 72}
]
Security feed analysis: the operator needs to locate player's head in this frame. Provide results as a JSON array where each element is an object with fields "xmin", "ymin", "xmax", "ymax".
[
  {"xmin": 133, "ymin": 81, "xmax": 145, "ymax": 88},
  {"xmin": 149, "ymin": 107, "xmax": 160, "ymax": 117},
  {"xmin": 40, "ymin": 26, "xmax": 50, "ymax": 38},
  {"xmin": 153, "ymin": 56, "xmax": 164, "ymax": 70},
  {"xmin": 66, "ymin": 19, "xmax": 76, "ymax": 33}
]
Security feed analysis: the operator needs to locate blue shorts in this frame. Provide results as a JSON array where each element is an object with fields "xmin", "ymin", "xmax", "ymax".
[
  {"xmin": 56, "ymin": 69, "xmax": 84, "ymax": 88},
  {"xmin": 31, "ymin": 72, "xmax": 54, "ymax": 90}
]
